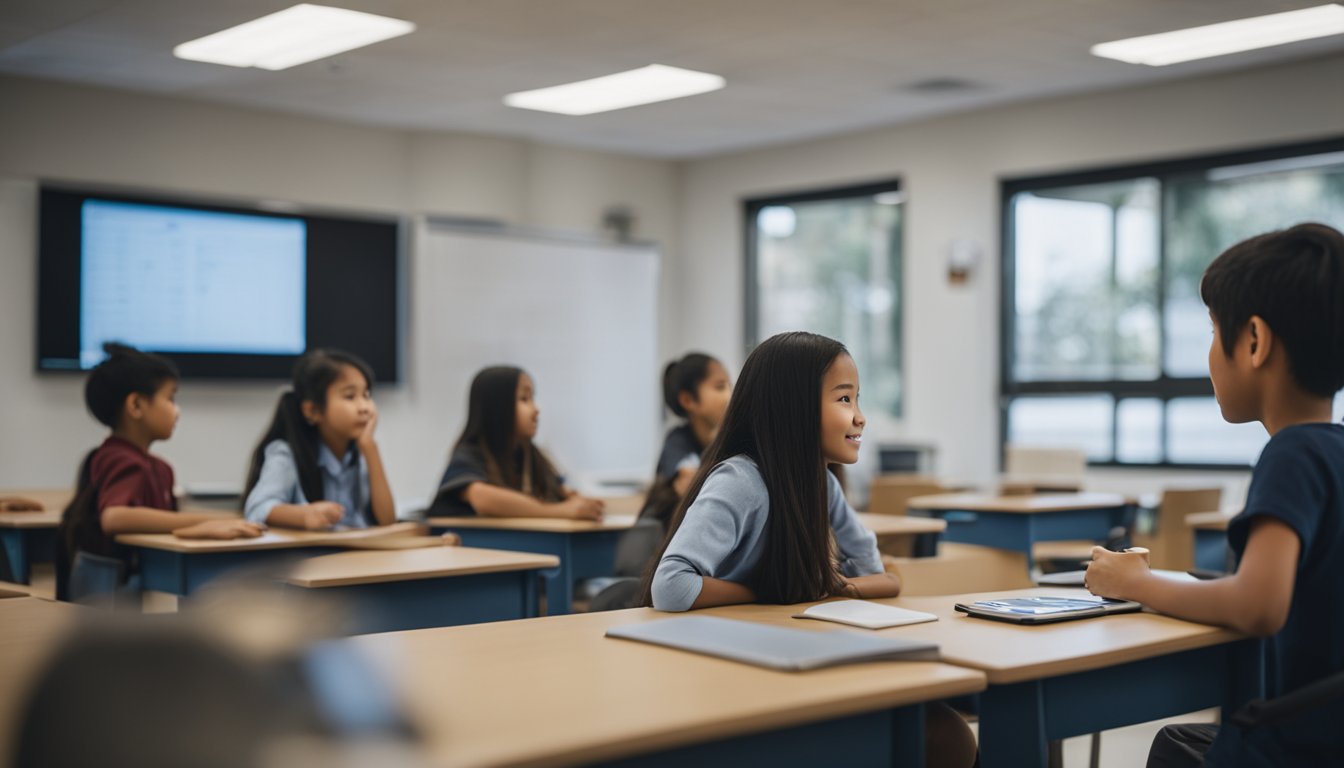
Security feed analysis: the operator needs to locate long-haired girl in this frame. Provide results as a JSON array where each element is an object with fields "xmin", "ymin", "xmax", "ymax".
[{"xmin": 430, "ymin": 366, "xmax": 603, "ymax": 519}]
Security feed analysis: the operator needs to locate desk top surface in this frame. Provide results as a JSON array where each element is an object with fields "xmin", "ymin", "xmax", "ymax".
[
  {"xmin": 0, "ymin": 598, "xmax": 83, "ymax": 756},
  {"xmin": 906, "ymin": 492, "xmax": 1130, "ymax": 514},
  {"xmin": 854, "ymin": 512, "xmax": 947, "ymax": 536},
  {"xmin": 348, "ymin": 606, "xmax": 985, "ymax": 768},
  {"xmin": 427, "ymin": 513, "xmax": 639, "ymax": 533},
  {"xmin": 707, "ymin": 587, "xmax": 1242, "ymax": 685},
  {"xmin": 286, "ymin": 545, "xmax": 559, "ymax": 588},
  {"xmin": 116, "ymin": 521, "xmax": 429, "ymax": 553},
  {"xmin": 1186, "ymin": 511, "xmax": 1234, "ymax": 531},
  {"xmin": 0, "ymin": 489, "xmax": 72, "ymax": 528}
]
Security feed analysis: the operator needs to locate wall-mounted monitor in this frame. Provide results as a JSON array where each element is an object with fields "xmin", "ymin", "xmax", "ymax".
[{"xmin": 37, "ymin": 185, "xmax": 402, "ymax": 381}]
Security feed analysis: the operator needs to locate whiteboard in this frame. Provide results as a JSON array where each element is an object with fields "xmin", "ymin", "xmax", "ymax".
[{"xmin": 414, "ymin": 223, "xmax": 659, "ymax": 489}]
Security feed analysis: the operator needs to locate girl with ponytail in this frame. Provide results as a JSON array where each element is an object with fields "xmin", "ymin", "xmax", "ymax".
[{"xmin": 243, "ymin": 349, "xmax": 395, "ymax": 529}]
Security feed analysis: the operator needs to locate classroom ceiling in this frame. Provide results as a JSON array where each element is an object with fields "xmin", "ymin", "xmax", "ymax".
[{"xmin": 1, "ymin": 0, "xmax": 1341, "ymax": 158}]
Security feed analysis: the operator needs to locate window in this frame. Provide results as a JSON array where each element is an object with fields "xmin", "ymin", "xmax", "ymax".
[
  {"xmin": 1003, "ymin": 139, "xmax": 1344, "ymax": 467},
  {"xmin": 745, "ymin": 181, "xmax": 904, "ymax": 418}
]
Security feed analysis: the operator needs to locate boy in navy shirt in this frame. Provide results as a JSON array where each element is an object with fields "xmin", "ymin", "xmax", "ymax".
[{"xmin": 1087, "ymin": 223, "xmax": 1344, "ymax": 767}]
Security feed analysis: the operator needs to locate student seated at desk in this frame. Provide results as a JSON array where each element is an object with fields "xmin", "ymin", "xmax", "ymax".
[
  {"xmin": 60, "ymin": 344, "xmax": 263, "ymax": 592},
  {"xmin": 639, "ymin": 352, "xmax": 732, "ymax": 528},
  {"xmin": 429, "ymin": 366, "xmax": 604, "ymax": 520},
  {"xmin": 1087, "ymin": 224, "xmax": 1344, "ymax": 768},
  {"xmin": 244, "ymin": 349, "xmax": 396, "ymax": 530},
  {"xmin": 644, "ymin": 332, "xmax": 973, "ymax": 768}
]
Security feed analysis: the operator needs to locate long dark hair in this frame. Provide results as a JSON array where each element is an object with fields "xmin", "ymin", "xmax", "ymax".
[
  {"xmin": 56, "ymin": 450, "xmax": 100, "ymax": 600},
  {"xmin": 454, "ymin": 366, "xmax": 563, "ymax": 501},
  {"xmin": 640, "ymin": 331, "xmax": 850, "ymax": 605},
  {"xmin": 243, "ymin": 349, "xmax": 374, "ymax": 504},
  {"xmin": 662, "ymin": 352, "xmax": 717, "ymax": 420}
]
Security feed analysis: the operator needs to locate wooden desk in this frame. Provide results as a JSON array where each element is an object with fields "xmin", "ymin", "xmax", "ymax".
[
  {"xmin": 1187, "ymin": 511, "xmax": 1235, "ymax": 572},
  {"xmin": 906, "ymin": 493, "xmax": 1133, "ymax": 571},
  {"xmin": 706, "ymin": 588, "xmax": 1258, "ymax": 768},
  {"xmin": 347, "ymin": 607, "xmax": 985, "ymax": 767},
  {"xmin": 0, "ymin": 598, "xmax": 83, "ymax": 757},
  {"xmin": 117, "ymin": 521, "xmax": 432, "ymax": 596},
  {"xmin": 0, "ymin": 489, "xmax": 71, "ymax": 585},
  {"xmin": 855, "ymin": 512, "xmax": 945, "ymax": 557},
  {"xmin": 427, "ymin": 515, "xmax": 637, "ymax": 615},
  {"xmin": 286, "ymin": 546, "xmax": 559, "ymax": 633}
]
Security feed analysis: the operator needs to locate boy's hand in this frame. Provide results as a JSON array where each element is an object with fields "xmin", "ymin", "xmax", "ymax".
[
  {"xmin": 1085, "ymin": 546, "xmax": 1150, "ymax": 600},
  {"xmin": 558, "ymin": 495, "xmax": 604, "ymax": 521},
  {"xmin": 175, "ymin": 519, "xmax": 265, "ymax": 540},
  {"xmin": 304, "ymin": 501, "xmax": 345, "ymax": 530},
  {"xmin": 440, "ymin": 532, "xmax": 462, "ymax": 546},
  {"xmin": 356, "ymin": 404, "xmax": 379, "ymax": 449}
]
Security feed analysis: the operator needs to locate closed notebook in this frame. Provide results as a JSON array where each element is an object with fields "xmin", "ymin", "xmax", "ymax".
[
  {"xmin": 605, "ymin": 615, "xmax": 939, "ymax": 671},
  {"xmin": 793, "ymin": 600, "xmax": 939, "ymax": 629}
]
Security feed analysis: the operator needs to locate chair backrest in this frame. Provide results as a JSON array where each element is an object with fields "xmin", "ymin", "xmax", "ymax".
[
  {"xmin": 867, "ymin": 475, "xmax": 948, "ymax": 516},
  {"xmin": 1133, "ymin": 487, "xmax": 1222, "ymax": 571},
  {"xmin": 1001, "ymin": 445, "xmax": 1086, "ymax": 494}
]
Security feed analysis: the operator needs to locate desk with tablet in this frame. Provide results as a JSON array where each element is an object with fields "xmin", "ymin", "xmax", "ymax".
[
  {"xmin": 427, "ymin": 514, "xmax": 637, "ymax": 615},
  {"xmin": 0, "ymin": 489, "xmax": 71, "ymax": 585},
  {"xmin": 285, "ymin": 546, "xmax": 558, "ymax": 633},
  {"xmin": 707, "ymin": 588, "xmax": 1259, "ymax": 768},
  {"xmin": 116, "ymin": 521, "xmax": 432, "ymax": 596},
  {"xmin": 906, "ymin": 493, "xmax": 1133, "ymax": 572},
  {"xmin": 1186, "ymin": 511, "xmax": 1235, "ymax": 572},
  {"xmin": 854, "ymin": 512, "xmax": 946, "ymax": 557},
  {"xmin": 347, "ymin": 607, "xmax": 986, "ymax": 767}
]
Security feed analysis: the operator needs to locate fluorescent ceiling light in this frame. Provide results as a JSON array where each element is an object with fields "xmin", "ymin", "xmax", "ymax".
[
  {"xmin": 1091, "ymin": 4, "xmax": 1344, "ymax": 66},
  {"xmin": 174, "ymin": 4, "xmax": 415, "ymax": 71},
  {"xmin": 504, "ymin": 64, "xmax": 725, "ymax": 115}
]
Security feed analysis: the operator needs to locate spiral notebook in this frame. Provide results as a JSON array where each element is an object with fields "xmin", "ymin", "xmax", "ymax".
[{"xmin": 606, "ymin": 615, "xmax": 940, "ymax": 671}]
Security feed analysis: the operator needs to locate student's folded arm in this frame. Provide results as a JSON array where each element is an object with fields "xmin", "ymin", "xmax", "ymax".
[
  {"xmin": 462, "ymin": 482, "xmax": 584, "ymax": 518},
  {"xmin": 652, "ymin": 467, "xmax": 752, "ymax": 611},
  {"xmin": 1129, "ymin": 516, "xmax": 1299, "ymax": 636},
  {"xmin": 100, "ymin": 506, "xmax": 222, "ymax": 535}
]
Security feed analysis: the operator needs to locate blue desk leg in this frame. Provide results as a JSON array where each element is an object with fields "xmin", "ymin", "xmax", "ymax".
[
  {"xmin": 592, "ymin": 705, "xmax": 922, "ymax": 767},
  {"xmin": 978, "ymin": 641, "xmax": 1262, "ymax": 768},
  {"xmin": 1, "ymin": 529, "xmax": 29, "ymax": 584},
  {"xmin": 912, "ymin": 532, "xmax": 940, "ymax": 558}
]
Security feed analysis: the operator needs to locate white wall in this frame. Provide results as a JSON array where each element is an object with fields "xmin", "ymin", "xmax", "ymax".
[
  {"xmin": 0, "ymin": 75, "xmax": 681, "ymax": 507},
  {"xmin": 675, "ymin": 53, "xmax": 1344, "ymax": 502}
]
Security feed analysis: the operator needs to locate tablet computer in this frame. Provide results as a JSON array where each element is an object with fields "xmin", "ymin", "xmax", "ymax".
[{"xmin": 953, "ymin": 595, "xmax": 1141, "ymax": 625}]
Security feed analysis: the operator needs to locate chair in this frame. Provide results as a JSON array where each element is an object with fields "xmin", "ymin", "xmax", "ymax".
[
  {"xmin": 868, "ymin": 475, "xmax": 949, "ymax": 557},
  {"xmin": 1001, "ymin": 445, "xmax": 1086, "ymax": 494},
  {"xmin": 578, "ymin": 517, "xmax": 664, "ymax": 610},
  {"xmin": 1131, "ymin": 488, "xmax": 1223, "ymax": 571},
  {"xmin": 67, "ymin": 550, "xmax": 138, "ymax": 608}
]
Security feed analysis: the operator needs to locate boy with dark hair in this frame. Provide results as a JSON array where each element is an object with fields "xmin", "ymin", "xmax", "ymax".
[
  {"xmin": 63, "ymin": 343, "xmax": 262, "ymax": 570},
  {"xmin": 1087, "ymin": 223, "xmax": 1344, "ymax": 767}
]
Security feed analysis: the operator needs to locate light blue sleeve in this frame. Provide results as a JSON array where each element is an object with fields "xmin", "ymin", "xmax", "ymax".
[
  {"xmin": 244, "ymin": 440, "xmax": 304, "ymax": 524},
  {"xmin": 828, "ymin": 472, "xmax": 883, "ymax": 576},
  {"xmin": 651, "ymin": 460, "xmax": 760, "ymax": 612}
]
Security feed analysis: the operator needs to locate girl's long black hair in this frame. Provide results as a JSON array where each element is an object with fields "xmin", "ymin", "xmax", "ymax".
[
  {"xmin": 454, "ymin": 366, "xmax": 563, "ymax": 501},
  {"xmin": 243, "ymin": 349, "xmax": 374, "ymax": 504},
  {"xmin": 640, "ymin": 331, "xmax": 850, "ymax": 605}
]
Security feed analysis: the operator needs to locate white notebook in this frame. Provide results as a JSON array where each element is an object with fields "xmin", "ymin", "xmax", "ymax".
[{"xmin": 793, "ymin": 600, "xmax": 939, "ymax": 629}]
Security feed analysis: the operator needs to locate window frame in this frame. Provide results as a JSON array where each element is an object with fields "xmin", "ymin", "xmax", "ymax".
[
  {"xmin": 743, "ymin": 178, "xmax": 905, "ymax": 415},
  {"xmin": 1000, "ymin": 136, "xmax": 1344, "ymax": 470}
]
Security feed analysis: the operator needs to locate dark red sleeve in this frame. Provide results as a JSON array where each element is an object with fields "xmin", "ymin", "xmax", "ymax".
[{"xmin": 93, "ymin": 450, "xmax": 152, "ymax": 512}]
